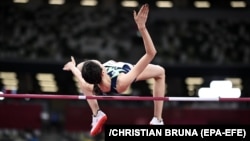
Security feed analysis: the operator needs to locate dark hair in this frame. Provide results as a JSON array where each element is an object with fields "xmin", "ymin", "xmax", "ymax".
[{"xmin": 81, "ymin": 60, "xmax": 103, "ymax": 95}]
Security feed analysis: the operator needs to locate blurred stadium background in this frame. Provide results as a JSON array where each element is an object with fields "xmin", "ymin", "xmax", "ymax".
[{"xmin": 0, "ymin": 0, "xmax": 250, "ymax": 140}]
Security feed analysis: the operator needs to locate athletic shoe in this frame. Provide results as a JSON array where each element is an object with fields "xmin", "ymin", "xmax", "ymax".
[
  {"xmin": 90, "ymin": 110, "xmax": 107, "ymax": 136},
  {"xmin": 149, "ymin": 117, "xmax": 164, "ymax": 125}
]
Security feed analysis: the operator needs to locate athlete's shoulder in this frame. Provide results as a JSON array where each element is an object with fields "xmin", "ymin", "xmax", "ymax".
[
  {"xmin": 103, "ymin": 60, "xmax": 116, "ymax": 66},
  {"xmin": 103, "ymin": 60, "xmax": 132, "ymax": 68},
  {"xmin": 76, "ymin": 62, "xmax": 84, "ymax": 70}
]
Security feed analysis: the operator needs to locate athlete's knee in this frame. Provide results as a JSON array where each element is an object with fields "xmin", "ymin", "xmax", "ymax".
[{"xmin": 157, "ymin": 65, "xmax": 165, "ymax": 76}]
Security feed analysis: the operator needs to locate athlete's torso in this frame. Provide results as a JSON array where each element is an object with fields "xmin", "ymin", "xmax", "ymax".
[{"xmin": 103, "ymin": 60, "xmax": 133, "ymax": 93}]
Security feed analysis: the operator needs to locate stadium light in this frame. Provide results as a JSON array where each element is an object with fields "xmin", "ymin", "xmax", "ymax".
[
  {"xmin": 121, "ymin": 0, "xmax": 138, "ymax": 8},
  {"xmin": 49, "ymin": 0, "xmax": 65, "ymax": 5},
  {"xmin": 194, "ymin": 1, "xmax": 210, "ymax": 8},
  {"xmin": 156, "ymin": 1, "xmax": 173, "ymax": 8},
  {"xmin": 230, "ymin": 1, "xmax": 246, "ymax": 8},
  {"xmin": 80, "ymin": 0, "xmax": 98, "ymax": 6},
  {"xmin": 13, "ymin": 0, "xmax": 29, "ymax": 3},
  {"xmin": 0, "ymin": 72, "xmax": 19, "ymax": 93},
  {"xmin": 198, "ymin": 80, "xmax": 241, "ymax": 98},
  {"xmin": 36, "ymin": 73, "xmax": 58, "ymax": 93}
]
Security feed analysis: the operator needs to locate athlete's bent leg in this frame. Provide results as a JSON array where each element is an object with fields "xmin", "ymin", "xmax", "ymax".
[{"xmin": 136, "ymin": 64, "xmax": 166, "ymax": 124}]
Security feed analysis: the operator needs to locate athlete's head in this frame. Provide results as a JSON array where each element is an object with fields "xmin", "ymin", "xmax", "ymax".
[
  {"xmin": 81, "ymin": 60, "xmax": 102, "ymax": 84},
  {"xmin": 81, "ymin": 60, "xmax": 103, "ymax": 95}
]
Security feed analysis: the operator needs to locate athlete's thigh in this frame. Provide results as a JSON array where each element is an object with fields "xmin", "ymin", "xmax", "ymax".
[{"xmin": 136, "ymin": 64, "xmax": 165, "ymax": 81}]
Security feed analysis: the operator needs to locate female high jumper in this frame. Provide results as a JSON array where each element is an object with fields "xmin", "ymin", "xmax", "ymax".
[{"xmin": 63, "ymin": 3, "xmax": 166, "ymax": 136}]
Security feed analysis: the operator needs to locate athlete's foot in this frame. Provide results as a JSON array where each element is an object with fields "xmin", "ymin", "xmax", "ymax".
[
  {"xmin": 90, "ymin": 110, "xmax": 107, "ymax": 136},
  {"xmin": 149, "ymin": 117, "xmax": 164, "ymax": 125}
]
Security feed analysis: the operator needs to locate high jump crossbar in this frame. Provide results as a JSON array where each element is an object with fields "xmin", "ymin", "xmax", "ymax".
[{"xmin": 0, "ymin": 94, "xmax": 250, "ymax": 102}]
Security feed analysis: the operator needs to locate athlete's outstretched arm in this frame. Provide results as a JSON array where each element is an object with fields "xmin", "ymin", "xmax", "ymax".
[
  {"xmin": 63, "ymin": 56, "xmax": 92, "ymax": 92},
  {"xmin": 119, "ymin": 4, "xmax": 157, "ymax": 85},
  {"xmin": 63, "ymin": 56, "xmax": 82, "ymax": 82},
  {"xmin": 63, "ymin": 57, "xmax": 101, "ymax": 116}
]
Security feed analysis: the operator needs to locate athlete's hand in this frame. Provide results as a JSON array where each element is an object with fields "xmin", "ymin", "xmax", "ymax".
[
  {"xmin": 63, "ymin": 56, "xmax": 76, "ymax": 71},
  {"xmin": 134, "ymin": 4, "xmax": 149, "ymax": 30}
]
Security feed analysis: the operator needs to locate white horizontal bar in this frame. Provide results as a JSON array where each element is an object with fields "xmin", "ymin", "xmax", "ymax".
[
  {"xmin": 169, "ymin": 97, "xmax": 219, "ymax": 101},
  {"xmin": 78, "ymin": 95, "xmax": 86, "ymax": 100}
]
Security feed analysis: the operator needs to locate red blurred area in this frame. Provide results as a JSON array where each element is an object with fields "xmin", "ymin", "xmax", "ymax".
[
  {"xmin": 0, "ymin": 103, "xmax": 42, "ymax": 129},
  {"xmin": 65, "ymin": 105, "xmax": 250, "ymax": 131},
  {"xmin": 0, "ymin": 103, "xmax": 249, "ymax": 131}
]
